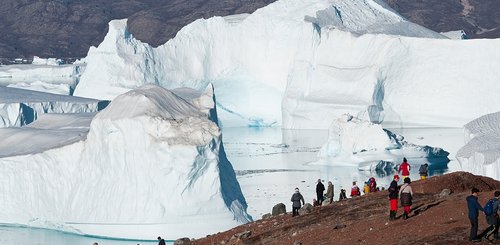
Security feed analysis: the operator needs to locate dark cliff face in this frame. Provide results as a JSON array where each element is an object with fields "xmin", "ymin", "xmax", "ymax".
[
  {"xmin": 384, "ymin": 0, "xmax": 500, "ymax": 38},
  {"xmin": 1, "ymin": 0, "xmax": 499, "ymax": 59},
  {"xmin": 0, "ymin": 0, "xmax": 275, "ymax": 59}
]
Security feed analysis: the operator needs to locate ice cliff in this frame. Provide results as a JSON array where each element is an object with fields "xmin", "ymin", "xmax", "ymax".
[
  {"xmin": 457, "ymin": 112, "xmax": 500, "ymax": 180},
  {"xmin": 0, "ymin": 86, "xmax": 106, "ymax": 128},
  {"xmin": 0, "ymin": 85, "xmax": 251, "ymax": 239},
  {"xmin": 74, "ymin": 0, "xmax": 467, "ymax": 128}
]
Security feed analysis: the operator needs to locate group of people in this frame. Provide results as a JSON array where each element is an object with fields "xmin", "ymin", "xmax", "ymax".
[
  {"xmin": 467, "ymin": 188, "xmax": 500, "ymax": 242},
  {"xmin": 291, "ymin": 158, "xmax": 428, "ymax": 221}
]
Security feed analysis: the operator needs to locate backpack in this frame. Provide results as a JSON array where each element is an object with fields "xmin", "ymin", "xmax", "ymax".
[
  {"xmin": 419, "ymin": 165, "xmax": 427, "ymax": 174},
  {"xmin": 484, "ymin": 199, "xmax": 495, "ymax": 216}
]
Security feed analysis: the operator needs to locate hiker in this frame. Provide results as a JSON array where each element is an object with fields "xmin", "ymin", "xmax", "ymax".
[
  {"xmin": 419, "ymin": 163, "xmax": 429, "ymax": 180},
  {"xmin": 325, "ymin": 181, "xmax": 334, "ymax": 204},
  {"xmin": 482, "ymin": 190, "xmax": 500, "ymax": 242},
  {"xmin": 388, "ymin": 174, "xmax": 400, "ymax": 220},
  {"xmin": 467, "ymin": 188, "xmax": 484, "ymax": 242},
  {"xmin": 350, "ymin": 181, "xmax": 361, "ymax": 197},
  {"xmin": 399, "ymin": 177, "xmax": 413, "ymax": 220},
  {"xmin": 291, "ymin": 187, "xmax": 305, "ymax": 216},
  {"xmin": 398, "ymin": 157, "xmax": 411, "ymax": 180},
  {"xmin": 316, "ymin": 179, "xmax": 325, "ymax": 205},
  {"xmin": 339, "ymin": 189, "xmax": 347, "ymax": 201},
  {"xmin": 157, "ymin": 236, "xmax": 166, "ymax": 245},
  {"xmin": 363, "ymin": 183, "xmax": 370, "ymax": 194},
  {"xmin": 369, "ymin": 177, "xmax": 377, "ymax": 193}
]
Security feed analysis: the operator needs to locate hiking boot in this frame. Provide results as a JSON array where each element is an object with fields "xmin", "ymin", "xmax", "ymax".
[
  {"xmin": 402, "ymin": 213, "xmax": 408, "ymax": 220},
  {"xmin": 389, "ymin": 211, "xmax": 396, "ymax": 221}
]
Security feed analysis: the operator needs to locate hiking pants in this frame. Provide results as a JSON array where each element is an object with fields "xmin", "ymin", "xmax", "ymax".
[
  {"xmin": 292, "ymin": 207, "xmax": 300, "ymax": 216},
  {"xmin": 470, "ymin": 217, "xmax": 479, "ymax": 240},
  {"xmin": 390, "ymin": 199, "xmax": 398, "ymax": 211},
  {"xmin": 420, "ymin": 176, "xmax": 426, "ymax": 180},
  {"xmin": 403, "ymin": 205, "xmax": 411, "ymax": 214},
  {"xmin": 317, "ymin": 192, "xmax": 324, "ymax": 204}
]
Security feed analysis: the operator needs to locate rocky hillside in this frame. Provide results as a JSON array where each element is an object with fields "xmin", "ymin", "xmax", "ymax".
[
  {"xmin": 1, "ymin": 0, "xmax": 499, "ymax": 59},
  {"xmin": 0, "ymin": 0, "xmax": 275, "ymax": 59},
  {"xmin": 385, "ymin": 0, "xmax": 500, "ymax": 38},
  {"xmin": 185, "ymin": 172, "xmax": 500, "ymax": 245}
]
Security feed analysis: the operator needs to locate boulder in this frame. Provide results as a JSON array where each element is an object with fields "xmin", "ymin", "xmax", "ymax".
[
  {"xmin": 174, "ymin": 237, "xmax": 191, "ymax": 245},
  {"xmin": 438, "ymin": 189, "xmax": 452, "ymax": 198},
  {"xmin": 298, "ymin": 203, "xmax": 313, "ymax": 215},
  {"xmin": 272, "ymin": 203, "xmax": 286, "ymax": 216}
]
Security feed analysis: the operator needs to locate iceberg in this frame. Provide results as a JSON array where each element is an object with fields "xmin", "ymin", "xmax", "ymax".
[
  {"xmin": 0, "ymin": 84, "xmax": 251, "ymax": 239},
  {"xmin": 0, "ymin": 86, "xmax": 107, "ymax": 128},
  {"xmin": 73, "ymin": 0, "xmax": 449, "ymax": 127},
  {"xmin": 317, "ymin": 114, "xmax": 449, "ymax": 170},
  {"xmin": 457, "ymin": 112, "xmax": 500, "ymax": 180}
]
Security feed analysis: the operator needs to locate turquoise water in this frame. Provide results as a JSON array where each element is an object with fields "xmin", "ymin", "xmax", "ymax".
[{"xmin": 0, "ymin": 127, "xmax": 464, "ymax": 244}]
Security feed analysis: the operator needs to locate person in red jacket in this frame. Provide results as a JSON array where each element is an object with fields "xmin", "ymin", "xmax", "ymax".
[{"xmin": 398, "ymin": 157, "xmax": 411, "ymax": 180}]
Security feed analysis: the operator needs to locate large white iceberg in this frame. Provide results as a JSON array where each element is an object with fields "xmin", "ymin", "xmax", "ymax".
[
  {"xmin": 457, "ymin": 112, "xmax": 500, "ymax": 180},
  {"xmin": 318, "ymin": 114, "xmax": 449, "ymax": 170},
  {"xmin": 73, "ymin": 0, "xmax": 450, "ymax": 127},
  {"xmin": 0, "ymin": 86, "xmax": 106, "ymax": 128},
  {"xmin": 0, "ymin": 84, "xmax": 251, "ymax": 239}
]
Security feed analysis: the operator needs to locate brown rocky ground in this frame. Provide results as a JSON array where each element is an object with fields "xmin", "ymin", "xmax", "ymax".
[{"xmin": 188, "ymin": 172, "xmax": 500, "ymax": 245}]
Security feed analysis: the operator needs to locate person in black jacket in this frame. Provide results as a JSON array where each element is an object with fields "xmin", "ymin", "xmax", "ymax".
[
  {"xmin": 157, "ymin": 236, "xmax": 166, "ymax": 245},
  {"xmin": 291, "ymin": 188, "xmax": 305, "ymax": 217},
  {"xmin": 316, "ymin": 179, "xmax": 325, "ymax": 205},
  {"xmin": 388, "ymin": 174, "xmax": 400, "ymax": 220},
  {"xmin": 467, "ymin": 188, "xmax": 484, "ymax": 242}
]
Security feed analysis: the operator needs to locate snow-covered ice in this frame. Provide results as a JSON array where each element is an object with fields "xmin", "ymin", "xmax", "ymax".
[
  {"xmin": 457, "ymin": 112, "xmax": 500, "ymax": 180},
  {"xmin": 317, "ymin": 114, "xmax": 449, "ymax": 170},
  {"xmin": 0, "ymin": 85, "xmax": 251, "ymax": 240},
  {"xmin": 72, "ymin": 0, "xmax": 452, "ymax": 127},
  {"xmin": 0, "ymin": 86, "xmax": 106, "ymax": 128},
  {"xmin": 0, "ymin": 61, "xmax": 83, "ymax": 95}
]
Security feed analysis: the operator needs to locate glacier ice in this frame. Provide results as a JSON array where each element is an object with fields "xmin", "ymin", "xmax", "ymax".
[
  {"xmin": 73, "ymin": 0, "xmax": 451, "ymax": 127},
  {"xmin": 317, "ymin": 114, "xmax": 449, "ymax": 170},
  {"xmin": 457, "ymin": 112, "xmax": 500, "ymax": 180},
  {"xmin": 0, "ymin": 86, "xmax": 106, "ymax": 128},
  {"xmin": 0, "ymin": 84, "xmax": 251, "ymax": 239}
]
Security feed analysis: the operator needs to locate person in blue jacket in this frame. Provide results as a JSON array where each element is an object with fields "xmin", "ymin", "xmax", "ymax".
[{"xmin": 467, "ymin": 188, "xmax": 484, "ymax": 242}]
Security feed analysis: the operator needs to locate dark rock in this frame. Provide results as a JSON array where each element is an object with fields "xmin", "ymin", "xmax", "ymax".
[
  {"xmin": 174, "ymin": 237, "xmax": 191, "ymax": 245},
  {"xmin": 334, "ymin": 223, "xmax": 346, "ymax": 229},
  {"xmin": 272, "ymin": 203, "xmax": 286, "ymax": 216},
  {"xmin": 298, "ymin": 203, "xmax": 313, "ymax": 215}
]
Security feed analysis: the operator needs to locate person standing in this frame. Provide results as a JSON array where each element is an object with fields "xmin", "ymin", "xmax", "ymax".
[
  {"xmin": 467, "ymin": 188, "xmax": 484, "ymax": 242},
  {"xmin": 398, "ymin": 157, "xmax": 411, "ymax": 180},
  {"xmin": 325, "ymin": 181, "xmax": 334, "ymax": 204},
  {"xmin": 483, "ymin": 191, "xmax": 500, "ymax": 242},
  {"xmin": 339, "ymin": 189, "xmax": 347, "ymax": 201},
  {"xmin": 369, "ymin": 177, "xmax": 377, "ymax": 193},
  {"xmin": 316, "ymin": 179, "xmax": 325, "ymax": 205},
  {"xmin": 388, "ymin": 175, "xmax": 400, "ymax": 220},
  {"xmin": 350, "ymin": 181, "xmax": 361, "ymax": 197},
  {"xmin": 157, "ymin": 236, "xmax": 166, "ymax": 245},
  {"xmin": 291, "ymin": 187, "xmax": 305, "ymax": 217},
  {"xmin": 399, "ymin": 177, "xmax": 413, "ymax": 220},
  {"xmin": 419, "ymin": 163, "xmax": 429, "ymax": 180}
]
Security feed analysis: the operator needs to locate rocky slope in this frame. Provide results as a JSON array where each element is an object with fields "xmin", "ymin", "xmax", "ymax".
[
  {"xmin": 0, "ymin": 0, "xmax": 275, "ymax": 59},
  {"xmin": 186, "ymin": 172, "xmax": 500, "ymax": 245},
  {"xmin": 385, "ymin": 0, "xmax": 500, "ymax": 38},
  {"xmin": 1, "ymin": 0, "xmax": 500, "ymax": 59}
]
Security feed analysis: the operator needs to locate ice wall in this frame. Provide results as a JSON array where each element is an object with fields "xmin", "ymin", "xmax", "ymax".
[
  {"xmin": 73, "ymin": 0, "xmax": 445, "ymax": 127},
  {"xmin": 0, "ymin": 86, "xmax": 106, "ymax": 128},
  {"xmin": 283, "ymin": 29, "xmax": 500, "ymax": 129},
  {"xmin": 457, "ymin": 112, "xmax": 500, "ymax": 180},
  {"xmin": 0, "ymin": 85, "xmax": 251, "ymax": 239}
]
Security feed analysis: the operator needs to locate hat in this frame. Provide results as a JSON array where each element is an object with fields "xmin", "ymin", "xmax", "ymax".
[{"xmin": 393, "ymin": 174, "xmax": 400, "ymax": 180}]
